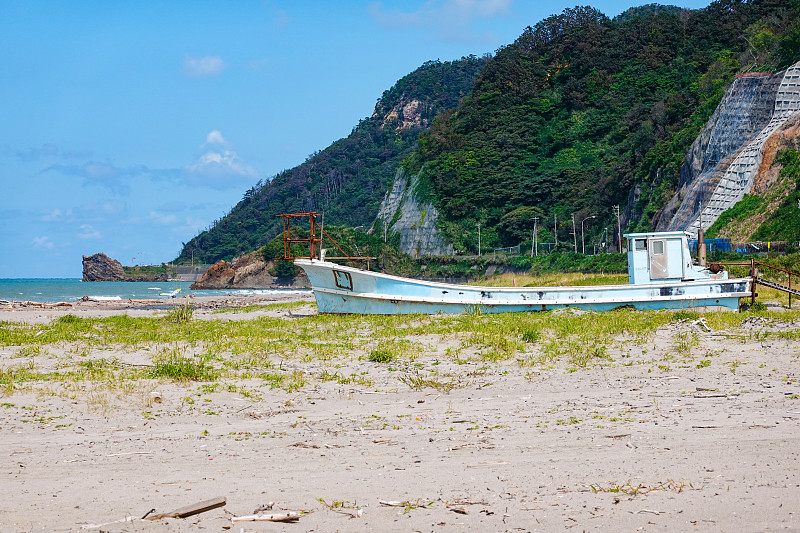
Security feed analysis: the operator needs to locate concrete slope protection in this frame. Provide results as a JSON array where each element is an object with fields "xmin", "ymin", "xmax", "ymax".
[{"xmin": 668, "ymin": 61, "xmax": 800, "ymax": 232}]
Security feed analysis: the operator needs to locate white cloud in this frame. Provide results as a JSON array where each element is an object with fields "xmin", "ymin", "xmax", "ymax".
[
  {"xmin": 32, "ymin": 236, "xmax": 54, "ymax": 249},
  {"xmin": 116, "ymin": 132, "xmax": 258, "ymax": 190},
  {"xmin": 182, "ymin": 55, "xmax": 226, "ymax": 77},
  {"xmin": 186, "ymin": 150, "xmax": 257, "ymax": 177},
  {"xmin": 181, "ymin": 132, "xmax": 259, "ymax": 190},
  {"xmin": 76, "ymin": 224, "xmax": 101, "ymax": 240},
  {"xmin": 368, "ymin": 0, "xmax": 510, "ymax": 41},
  {"xmin": 205, "ymin": 130, "xmax": 227, "ymax": 145}
]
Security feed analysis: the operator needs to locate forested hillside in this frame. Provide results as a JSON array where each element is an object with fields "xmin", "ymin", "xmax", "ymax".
[
  {"xmin": 177, "ymin": 57, "xmax": 488, "ymax": 263},
  {"xmin": 409, "ymin": 0, "xmax": 800, "ymax": 253},
  {"xmin": 178, "ymin": 0, "xmax": 800, "ymax": 264}
]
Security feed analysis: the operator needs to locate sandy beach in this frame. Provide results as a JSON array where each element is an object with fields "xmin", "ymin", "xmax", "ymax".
[{"xmin": 1, "ymin": 294, "xmax": 799, "ymax": 532}]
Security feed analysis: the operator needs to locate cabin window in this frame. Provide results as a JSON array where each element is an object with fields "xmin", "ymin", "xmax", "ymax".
[
  {"xmin": 652, "ymin": 240, "xmax": 664, "ymax": 255},
  {"xmin": 333, "ymin": 270, "xmax": 353, "ymax": 291},
  {"xmin": 635, "ymin": 239, "xmax": 647, "ymax": 251}
]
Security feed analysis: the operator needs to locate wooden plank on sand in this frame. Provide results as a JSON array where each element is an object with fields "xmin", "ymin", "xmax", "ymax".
[{"xmin": 145, "ymin": 496, "xmax": 226, "ymax": 520}]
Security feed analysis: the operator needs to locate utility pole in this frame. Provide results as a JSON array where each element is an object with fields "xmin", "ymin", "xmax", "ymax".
[
  {"xmin": 571, "ymin": 214, "xmax": 577, "ymax": 253},
  {"xmin": 698, "ymin": 199, "xmax": 706, "ymax": 266},
  {"xmin": 477, "ymin": 222, "xmax": 481, "ymax": 257},
  {"xmin": 613, "ymin": 205, "xmax": 622, "ymax": 253},
  {"xmin": 581, "ymin": 215, "xmax": 596, "ymax": 255},
  {"xmin": 554, "ymin": 214, "xmax": 558, "ymax": 247},
  {"xmin": 531, "ymin": 229, "xmax": 534, "ymax": 257}
]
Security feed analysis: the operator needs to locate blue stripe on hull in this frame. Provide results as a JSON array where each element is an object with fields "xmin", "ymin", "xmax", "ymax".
[{"xmin": 312, "ymin": 291, "xmax": 743, "ymax": 314}]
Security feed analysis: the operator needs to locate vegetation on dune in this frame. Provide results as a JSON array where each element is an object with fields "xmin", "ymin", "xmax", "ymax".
[{"xmin": 2, "ymin": 299, "xmax": 797, "ymax": 402}]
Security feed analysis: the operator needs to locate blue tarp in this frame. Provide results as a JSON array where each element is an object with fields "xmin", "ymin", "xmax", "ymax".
[{"xmin": 687, "ymin": 238, "xmax": 733, "ymax": 253}]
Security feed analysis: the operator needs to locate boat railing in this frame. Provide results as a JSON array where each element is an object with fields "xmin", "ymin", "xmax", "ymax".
[{"xmin": 708, "ymin": 258, "xmax": 800, "ymax": 307}]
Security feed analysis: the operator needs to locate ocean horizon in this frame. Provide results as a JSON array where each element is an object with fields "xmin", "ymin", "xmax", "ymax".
[{"xmin": 0, "ymin": 278, "xmax": 310, "ymax": 303}]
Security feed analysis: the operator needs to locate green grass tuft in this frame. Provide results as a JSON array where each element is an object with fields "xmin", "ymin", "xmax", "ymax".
[
  {"xmin": 150, "ymin": 356, "xmax": 217, "ymax": 382},
  {"xmin": 164, "ymin": 301, "xmax": 194, "ymax": 323},
  {"xmin": 369, "ymin": 348, "xmax": 395, "ymax": 363}
]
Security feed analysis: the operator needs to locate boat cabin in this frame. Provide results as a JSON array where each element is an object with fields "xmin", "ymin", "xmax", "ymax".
[{"xmin": 625, "ymin": 231, "xmax": 715, "ymax": 284}]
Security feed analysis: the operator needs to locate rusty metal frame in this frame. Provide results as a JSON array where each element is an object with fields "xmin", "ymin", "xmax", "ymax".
[
  {"xmin": 277, "ymin": 212, "xmax": 322, "ymax": 260},
  {"xmin": 276, "ymin": 212, "xmax": 375, "ymax": 267},
  {"xmin": 708, "ymin": 260, "xmax": 799, "ymax": 308}
]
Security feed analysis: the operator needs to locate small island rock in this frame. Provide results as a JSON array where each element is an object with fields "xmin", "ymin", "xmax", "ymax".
[{"xmin": 82, "ymin": 253, "xmax": 125, "ymax": 282}]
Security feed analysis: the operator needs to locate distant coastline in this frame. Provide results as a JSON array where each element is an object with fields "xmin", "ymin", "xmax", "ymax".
[
  {"xmin": 0, "ymin": 278, "xmax": 310, "ymax": 304},
  {"xmin": 81, "ymin": 252, "xmax": 210, "ymax": 283}
]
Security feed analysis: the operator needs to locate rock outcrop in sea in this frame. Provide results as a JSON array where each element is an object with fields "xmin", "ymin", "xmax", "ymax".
[
  {"xmin": 82, "ymin": 253, "xmax": 171, "ymax": 282},
  {"xmin": 82, "ymin": 253, "xmax": 126, "ymax": 282}
]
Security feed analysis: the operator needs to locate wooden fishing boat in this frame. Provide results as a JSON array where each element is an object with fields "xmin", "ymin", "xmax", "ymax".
[{"xmin": 293, "ymin": 230, "xmax": 751, "ymax": 315}]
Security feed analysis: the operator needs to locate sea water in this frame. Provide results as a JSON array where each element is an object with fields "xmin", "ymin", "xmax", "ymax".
[{"xmin": 0, "ymin": 279, "xmax": 310, "ymax": 303}]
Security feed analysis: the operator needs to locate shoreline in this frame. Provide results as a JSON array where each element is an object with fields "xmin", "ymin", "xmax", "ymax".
[{"xmin": 0, "ymin": 293, "xmax": 317, "ymax": 324}]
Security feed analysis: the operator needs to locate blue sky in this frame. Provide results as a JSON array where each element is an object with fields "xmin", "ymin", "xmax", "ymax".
[{"xmin": 0, "ymin": 0, "xmax": 714, "ymax": 278}]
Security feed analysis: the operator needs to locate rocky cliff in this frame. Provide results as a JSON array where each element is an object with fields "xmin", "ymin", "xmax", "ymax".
[
  {"xmin": 754, "ymin": 113, "xmax": 800, "ymax": 193},
  {"xmin": 190, "ymin": 252, "xmax": 310, "ymax": 290},
  {"xmin": 82, "ymin": 253, "xmax": 126, "ymax": 282},
  {"xmin": 374, "ymin": 168, "xmax": 454, "ymax": 256}
]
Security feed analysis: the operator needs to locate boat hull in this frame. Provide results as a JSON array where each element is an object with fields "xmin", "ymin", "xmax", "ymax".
[{"xmin": 294, "ymin": 260, "xmax": 751, "ymax": 315}]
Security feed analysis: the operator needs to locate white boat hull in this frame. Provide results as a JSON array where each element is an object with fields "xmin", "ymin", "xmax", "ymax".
[{"xmin": 294, "ymin": 259, "xmax": 751, "ymax": 314}]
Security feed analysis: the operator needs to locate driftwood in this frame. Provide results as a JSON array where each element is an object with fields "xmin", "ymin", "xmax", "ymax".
[
  {"xmin": 231, "ymin": 511, "xmax": 303, "ymax": 523},
  {"xmin": 9, "ymin": 300, "xmax": 73, "ymax": 308},
  {"xmin": 145, "ymin": 496, "xmax": 226, "ymax": 520},
  {"xmin": 80, "ymin": 516, "xmax": 136, "ymax": 529},
  {"xmin": 379, "ymin": 500, "xmax": 403, "ymax": 507},
  {"xmin": 330, "ymin": 508, "xmax": 363, "ymax": 518}
]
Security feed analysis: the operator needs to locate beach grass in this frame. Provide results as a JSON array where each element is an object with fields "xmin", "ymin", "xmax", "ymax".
[{"xmin": 2, "ymin": 290, "xmax": 799, "ymax": 400}]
